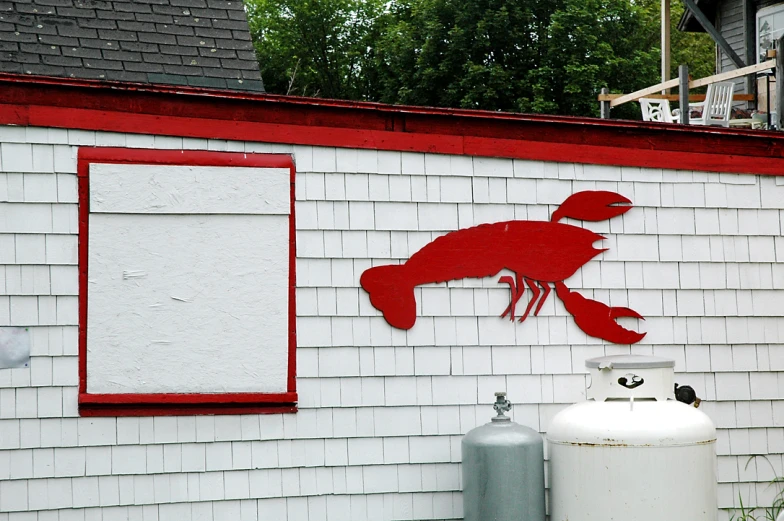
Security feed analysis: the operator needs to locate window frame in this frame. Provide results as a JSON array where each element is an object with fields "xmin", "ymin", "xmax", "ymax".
[
  {"xmin": 757, "ymin": 3, "xmax": 784, "ymax": 63},
  {"xmin": 77, "ymin": 147, "xmax": 298, "ymax": 417}
]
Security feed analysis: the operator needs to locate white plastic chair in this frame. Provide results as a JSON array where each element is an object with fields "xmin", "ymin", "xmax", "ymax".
[
  {"xmin": 639, "ymin": 98, "xmax": 676, "ymax": 123},
  {"xmin": 673, "ymin": 81, "xmax": 735, "ymax": 127}
]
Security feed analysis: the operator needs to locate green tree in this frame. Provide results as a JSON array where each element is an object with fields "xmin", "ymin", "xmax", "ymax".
[
  {"xmin": 374, "ymin": 0, "xmax": 561, "ymax": 111},
  {"xmin": 247, "ymin": 0, "xmax": 715, "ymax": 119},
  {"xmin": 245, "ymin": 0, "xmax": 385, "ymax": 99},
  {"xmin": 669, "ymin": 2, "xmax": 715, "ymax": 81},
  {"xmin": 529, "ymin": 0, "xmax": 660, "ymax": 117},
  {"xmin": 636, "ymin": 0, "xmax": 715, "ymax": 82}
]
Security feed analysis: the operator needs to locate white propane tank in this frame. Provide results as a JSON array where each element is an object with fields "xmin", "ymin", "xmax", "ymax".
[{"xmin": 547, "ymin": 355, "xmax": 717, "ymax": 521}]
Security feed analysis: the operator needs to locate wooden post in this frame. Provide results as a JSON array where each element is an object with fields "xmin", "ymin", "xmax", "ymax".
[
  {"xmin": 679, "ymin": 64, "xmax": 689, "ymax": 125},
  {"xmin": 600, "ymin": 87, "xmax": 610, "ymax": 119},
  {"xmin": 744, "ymin": 0, "xmax": 756, "ymax": 105},
  {"xmin": 662, "ymin": 0, "xmax": 671, "ymax": 94},
  {"xmin": 777, "ymin": 35, "xmax": 784, "ymax": 129}
]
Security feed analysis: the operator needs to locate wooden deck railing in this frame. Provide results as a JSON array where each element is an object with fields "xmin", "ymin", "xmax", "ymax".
[
  {"xmin": 601, "ymin": 60, "xmax": 775, "ymax": 109},
  {"xmin": 599, "ymin": 93, "xmax": 755, "ymax": 103},
  {"xmin": 599, "ymin": 38, "xmax": 783, "ymax": 127}
]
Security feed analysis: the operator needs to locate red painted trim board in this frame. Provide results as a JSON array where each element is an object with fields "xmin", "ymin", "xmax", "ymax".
[
  {"xmin": 19, "ymin": 103, "xmax": 784, "ymax": 176},
  {"xmin": 80, "ymin": 405, "xmax": 298, "ymax": 417},
  {"xmin": 77, "ymin": 148, "xmax": 297, "ymax": 416},
  {"xmin": 1, "ymin": 78, "xmax": 784, "ymax": 176},
  {"xmin": 79, "ymin": 392, "xmax": 299, "ymax": 405}
]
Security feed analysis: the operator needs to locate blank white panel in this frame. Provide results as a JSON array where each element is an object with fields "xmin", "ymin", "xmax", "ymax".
[
  {"xmin": 89, "ymin": 164, "xmax": 291, "ymax": 215},
  {"xmin": 87, "ymin": 213, "xmax": 290, "ymax": 394}
]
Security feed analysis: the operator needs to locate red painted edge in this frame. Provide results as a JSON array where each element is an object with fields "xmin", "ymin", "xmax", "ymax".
[
  {"xmin": 0, "ymin": 71, "xmax": 727, "ymax": 125},
  {"xmin": 77, "ymin": 148, "xmax": 298, "ymax": 417},
  {"xmin": 79, "ymin": 392, "xmax": 298, "ymax": 404},
  {"xmin": 287, "ymin": 155, "xmax": 297, "ymax": 393},
  {"xmin": 2, "ymin": 77, "xmax": 784, "ymax": 177},
  {"xmin": 77, "ymin": 147, "xmax": 297, "ymax": 169},
  {"xmin": 77, "ymin": 157, "xmax": 89, "ymax": 397},
  {"xmin": 80, "ymin": 405, "xmax": 298, "ymax": 417},
  {"xmin": 28, "ymin": 104, "xmax": 784, "ymax": 176}
]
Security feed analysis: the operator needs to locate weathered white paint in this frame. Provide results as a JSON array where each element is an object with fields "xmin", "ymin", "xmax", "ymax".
[
  {"xmin": 87, "ymin": 213, "xmax": 290, "ymax": 394},
  {"xmin": 549, "ymin": 443, "xmax": 717, "ymax": 521},
  {"xmin": 89, "ymin": 164, "xmax": 291, "ymax": 215},
  {"xmin": 86, "ymin": 162, "xmax": 290, "ymax": 395}
]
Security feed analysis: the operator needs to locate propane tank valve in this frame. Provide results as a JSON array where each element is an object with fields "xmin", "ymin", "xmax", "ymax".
[
  {"xmin": 493, "ymin": 392, "xmax": 512, "ymax": 421},
  {"xmin": 674, "ymin": 383, "xmax": 701, "ymax": 408}
]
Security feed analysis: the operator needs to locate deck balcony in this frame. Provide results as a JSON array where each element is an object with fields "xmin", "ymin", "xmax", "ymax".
[{"xmin": 599, "ymin": 52, "xmax": 780, "ymax": 130}]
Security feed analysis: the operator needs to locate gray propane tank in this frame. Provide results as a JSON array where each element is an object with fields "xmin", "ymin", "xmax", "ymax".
[{"xmin": 461, "ymin": 392, "xmax": 546, "ymax": 521}]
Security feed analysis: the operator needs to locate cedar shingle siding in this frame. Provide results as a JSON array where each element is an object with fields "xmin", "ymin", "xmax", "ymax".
[{"xmin": 0, "ymin": 0, "xmax": 264, "ymax": 91}]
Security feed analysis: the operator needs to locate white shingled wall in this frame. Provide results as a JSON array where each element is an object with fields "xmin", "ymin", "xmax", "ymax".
[{"xmin": 0, "ymin": 124, "xmax": 783, "ymax": 520}]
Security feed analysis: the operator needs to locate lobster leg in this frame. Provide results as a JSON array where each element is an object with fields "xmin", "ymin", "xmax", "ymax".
[
  {"xmin": 533, "ymin": 281, "xmax": 551, "ymax": 316},
  {"xmin": 499, "ymin": 272, "xmax": 525, "ymax": 320},
  {"xmin": 518, "ymin": 277, "xmax": 540, "ymax": 323},
  {"xmin": 498, "ymin": 276, "xmax": 517, "ymax": 320}
]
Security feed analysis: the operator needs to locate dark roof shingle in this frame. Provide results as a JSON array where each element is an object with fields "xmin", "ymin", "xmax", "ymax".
[{"xmin": 0, "ymin": 0, "xmax": 264, "ymax": 91}]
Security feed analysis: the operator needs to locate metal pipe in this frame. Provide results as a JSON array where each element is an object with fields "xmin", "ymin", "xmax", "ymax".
[
  {"xmin": 679, "ymin": 64, "xmax": 689, "ymax": 125},
  {"xmin": 600, "ymin": 87, "xmax": 610, "ymax": 119},
  {"xmin": 662, "ymin": 0, "xmax": 671, "ymax": 94},
  {"xmin": 777, "ymin": 36, "xmax": 784, "ymax": 129}
]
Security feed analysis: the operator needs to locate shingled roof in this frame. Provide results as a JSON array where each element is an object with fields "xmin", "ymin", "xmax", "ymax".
[{"xmin": 0, "ymin": 0, "xmax": 264, "ymax": 91}]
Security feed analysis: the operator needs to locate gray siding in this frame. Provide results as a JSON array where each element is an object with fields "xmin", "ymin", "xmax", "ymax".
[{"xmin": 716, "ymin": 0, "xmax": 748, "ymax": 93}]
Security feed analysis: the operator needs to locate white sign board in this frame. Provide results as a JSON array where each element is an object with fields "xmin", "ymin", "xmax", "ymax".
[{"xmin": 85, "ymin": 162, "xmax": 292, "ymax": 396}]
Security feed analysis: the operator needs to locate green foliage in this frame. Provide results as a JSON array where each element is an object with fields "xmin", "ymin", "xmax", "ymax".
[
  {"xmin": 245, "ymin": 0, "xmax": 386, "ymax": 99},
  {"xmin": 635, "ymin": 0, "xmax": 715, "ymax": 85},
  {"xmin": 246, "ymin": 0, "xmax": 717, "ymax": 118},
  {"xmin": 669, "ymin": 1, "xmax": 716, "ymax": 82},
  {"xmin": 729, "ymin": 492, "xmax": 758, "ymax": 521},
  {"xmin": 373, "ymin": 0, "xmax": 560, "ymax": 111},
  {"xmin": 727, "ymin": 456, "xmax": 784, "ymax": 521},
  {"xmin": 528, "ymin": 0, "xmax": 660, "ymax": 117}
]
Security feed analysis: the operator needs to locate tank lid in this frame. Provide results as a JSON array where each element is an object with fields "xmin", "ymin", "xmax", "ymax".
[{"xmin": 585, "ymin": 355, "xmax": 675, "ymax": 369}]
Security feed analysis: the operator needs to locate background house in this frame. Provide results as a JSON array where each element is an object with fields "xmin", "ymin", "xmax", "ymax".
[{"xmin": 678, "ymin": 0, "xmax": 782, "ymax": 110}]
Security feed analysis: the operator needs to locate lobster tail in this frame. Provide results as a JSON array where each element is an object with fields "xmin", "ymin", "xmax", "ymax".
[
  {"xmin": 555, "ymin": 282, "xmax": 646, "ymax": 344},
  {"xmin": 360, "ymin": 265, "xmax": 418, "ymax": 330}
]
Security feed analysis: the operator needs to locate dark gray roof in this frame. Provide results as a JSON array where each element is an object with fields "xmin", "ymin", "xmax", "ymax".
[{"xmin": 0, "ymin": 0, "xmax": 264, "ymax": 91}]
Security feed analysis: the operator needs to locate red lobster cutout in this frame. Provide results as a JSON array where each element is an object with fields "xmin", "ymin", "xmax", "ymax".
[{"xmin": 360, "ymin": 191, "xmax": 646, "ymax": 345}]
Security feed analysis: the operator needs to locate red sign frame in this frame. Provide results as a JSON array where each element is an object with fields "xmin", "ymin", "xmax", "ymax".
[{"xmin": 77, "ymin": 148, "xmax": 298, "ymax": 416}]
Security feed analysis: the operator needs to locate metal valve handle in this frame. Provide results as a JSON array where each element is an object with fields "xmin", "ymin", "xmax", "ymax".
[
  {"xmin": 618, "ymin": 374, "xmax": 645, "ymax": 389},
  {"xmin": 674, "ymin": 384, "xmax": 702, "ymax": 408},
  {"xmin": 493, "ymin": 392, "xmax": 512, "ymax": 418}
]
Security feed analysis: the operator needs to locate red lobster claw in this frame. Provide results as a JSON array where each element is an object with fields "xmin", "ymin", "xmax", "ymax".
[
  {"xmin": 554, "ymin": 282, "xmax": 646, "ymax": 344},
  {"xmin": 551, "ymin": 191, "xmax": 632, "ymax": 223}
]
